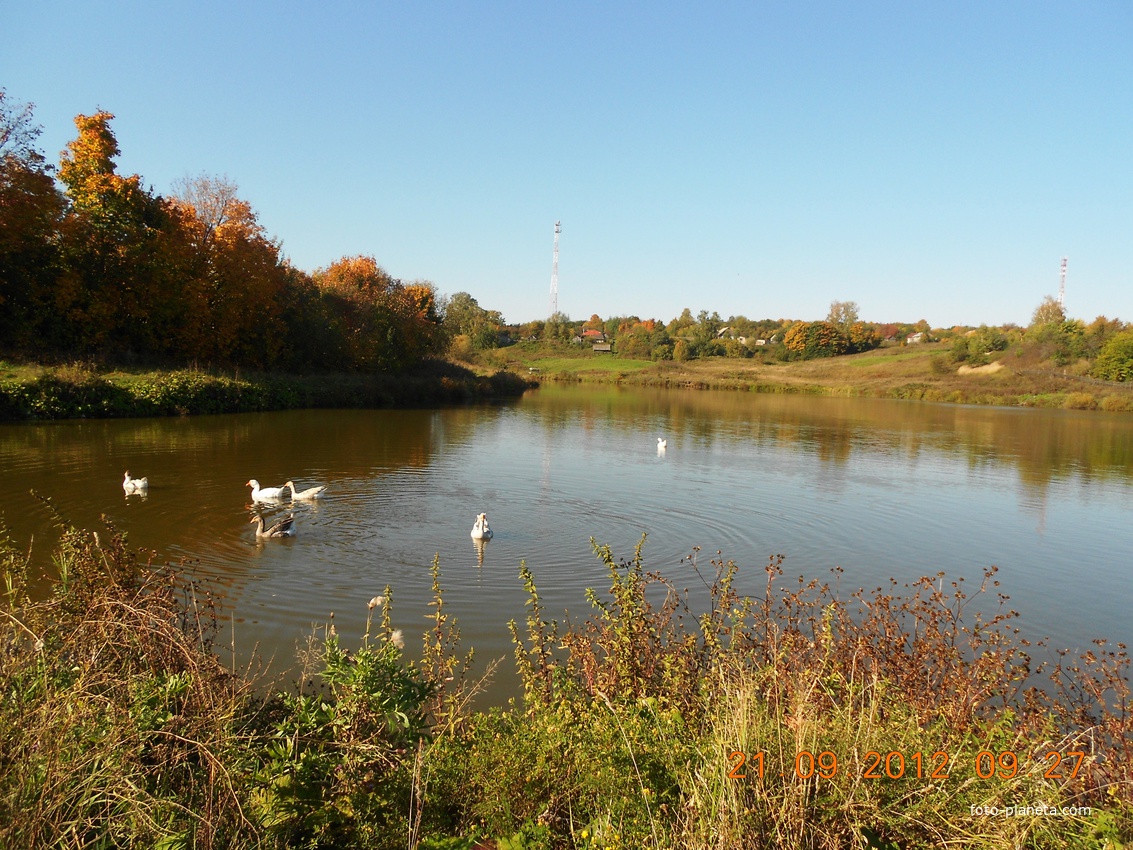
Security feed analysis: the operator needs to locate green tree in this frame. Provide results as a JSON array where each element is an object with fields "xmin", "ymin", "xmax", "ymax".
[
  {"xmin": 1082, "ymin": 316, "xmax": 1126, "ymax": 360},
  {"xmin": 1026, "ymin": 318, "xmax": 1085, "ymax": 367},
  {"xmin": 441, "ymin": 291, "xmax": 503, "ymax": 350},
  {"xmin": 694, "ymin": 309, "xmax": 724, "ymax": 345},
  {"xmin": 666, "ymin": 307, "xmax": 696, "ymax": 337},
  {"xmin": 1091, "ymin": 330, "xmax": 1133, "ymax": 382},
  {"xmin": 951, "ymin": 325, "xmax": 1008, "ymax": 365},
  {"xmin": 543, "ymin": 311, "xmax": 574, "ymax": 343}
]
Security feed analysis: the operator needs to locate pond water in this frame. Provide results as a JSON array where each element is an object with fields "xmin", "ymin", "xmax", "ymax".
[{"xmin": 2, "ymin": 385, "xmax": 1131, "ymax": 702}]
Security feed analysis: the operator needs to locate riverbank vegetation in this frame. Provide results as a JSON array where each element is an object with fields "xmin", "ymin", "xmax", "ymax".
[
  {"xmin": 0, "ymin": 359, "xmax": 533, "ymax": 420},
  {"xmin": 3, "ymin": 511, "xmax": 1130, "ymax": 848}
]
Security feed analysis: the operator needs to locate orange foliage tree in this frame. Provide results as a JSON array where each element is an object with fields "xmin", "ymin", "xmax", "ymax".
[
  {"xmin": 56, "ymin": 110, "xmax": 174, "ymax": 354},
  {"xmin": 168, "ymin": 174, "xmax": 296, "ymax": 368},
  {"xmin": 313, "ymin": 256, "xmax": 445, "ymax": 371},
  {"xmin": 783, "ymin": 320, "xmax": 847, "ymax": 359}
]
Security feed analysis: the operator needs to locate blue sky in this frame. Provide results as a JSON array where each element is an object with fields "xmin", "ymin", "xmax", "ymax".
[{"xmin": 4, "ymin": 2, "xmax": 1131, "ymax": 327}]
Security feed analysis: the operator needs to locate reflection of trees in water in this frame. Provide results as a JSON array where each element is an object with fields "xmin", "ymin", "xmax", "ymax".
[{"xmin": 525, "ymin": 385, "xmax": 1133, "ymax": 495}]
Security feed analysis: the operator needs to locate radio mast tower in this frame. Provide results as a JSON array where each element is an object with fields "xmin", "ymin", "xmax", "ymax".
[
  {"xmin": 549, "ymin": 221, "xmax": 561, "ymax": 317},
  {"xmin": 1058, "ymin": 257, "xmax": 1067, "ymax": 309}
]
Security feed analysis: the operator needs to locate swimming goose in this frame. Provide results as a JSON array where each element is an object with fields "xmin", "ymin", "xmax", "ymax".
[
  {"xmin": 657, "ymin": 437, "xmax": 667, "ymax": 450},
  {"xmin": 286, "ymin": 480, "xmax": 327, "ymax": 500},
  {"xmin": 470, "ymin": 512, "xmax": 493, "ymax": 540},
  {"xmin": 247, "ymin": 479, "xmax": 287, "ymax": 501},
  {"xmin": 123, "ymin": 471, "xmax": 149, "ymax": 492},
  {"xmin": 250, "ymin": 513, "xmax": 296, "ymax": 538}
]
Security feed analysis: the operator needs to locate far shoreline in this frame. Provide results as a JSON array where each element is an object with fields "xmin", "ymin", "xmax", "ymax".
[
  {"xmin": 5, "ymin": 341, "xmax": 1133, "ymax": 422},
  {"xmin": 484, "ymin": 340, "xmax": 1133, "ymax": 412}
]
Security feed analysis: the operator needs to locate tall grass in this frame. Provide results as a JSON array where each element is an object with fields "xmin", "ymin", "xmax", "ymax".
[
  {"xmin": 442, "ymin": 540, "xmax": 1132, "ymax": 848},
  {"xmin": 2, "ymin": 510, "xmax": 1130, "ymax": 848},
  {"xmin": 0, "ymin": 503, "xmax": 253, "ymax": 848}
]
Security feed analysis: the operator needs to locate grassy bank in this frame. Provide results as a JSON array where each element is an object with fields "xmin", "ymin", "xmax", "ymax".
[
  {"xmin": 484, "ymin": 342, "xmax": 1133, "ymax": 412},
  {"xmin": 0, "ymin": 359, "xmax": 535, "ymax": 421},
  {"xmin": 2, "ymin": 513, "xmax": 1130, "ymax": 849}
]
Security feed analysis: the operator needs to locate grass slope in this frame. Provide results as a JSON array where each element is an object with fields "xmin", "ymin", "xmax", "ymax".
[{"xmin": 486, "ymin": 342, "xmax": 1133, "ymax": 411}]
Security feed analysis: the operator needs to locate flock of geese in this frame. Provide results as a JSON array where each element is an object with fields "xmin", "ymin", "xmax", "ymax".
[
  {"xmin": 122, "ymin": 471, "xmax": 494, "ymax": 543},
  {"xmin": 123, "ymin": 436, "xmax": 665, "ymax": 542},
  {"xmin": 244, "ymin": 479, "xmax": 326, "ymax": 538}
]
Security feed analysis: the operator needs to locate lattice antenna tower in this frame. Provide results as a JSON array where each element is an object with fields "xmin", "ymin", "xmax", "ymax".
[
  {"xmin": 549, "ymin": 221, "xmax": 561, "ymax": 317},
  {"xmin": 1058, "ymin": 257, "xmax": 1067, "ymax": 310}
]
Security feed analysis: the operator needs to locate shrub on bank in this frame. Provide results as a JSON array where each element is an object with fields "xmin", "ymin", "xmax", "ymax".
[{"xmin": 1063, "ymin": 392, "xmax": 1098, "ymax": 410}]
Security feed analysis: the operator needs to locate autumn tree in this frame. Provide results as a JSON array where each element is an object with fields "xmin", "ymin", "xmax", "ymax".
[
  {"xmin": 0, "ymin": 90, "xmax": 63, "ymax": 348},
  {"xmin": 846, "ymin": 321, "xmax": 881, "ymax": 354},
  {"xmin": 170, "ymin": 173, "xmax": 241, "ymax": 247},
  {"xmin": 783, "ymin": 320, "xmax": 847, "ymax": 359},
  {"xmin": 56, "ymin": 110, "xmax": 172, "ymax": 354},
  {"xmin": 607, "ymin": 317, "xmax": 668, "ymax": 360},
  {"xmin": 314, "ymin": 256, "xmax": 445, "ymax": 371},
  {"xmin": 168, "ymin": 174, "xmax": 292, "ymax": 367},
  {"xmin": 400, "ymin": 279, "xmax": 447, "ymax": 359}
]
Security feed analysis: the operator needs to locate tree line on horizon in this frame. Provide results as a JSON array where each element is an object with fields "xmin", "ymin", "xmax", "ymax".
[
  {"xmin": 448, "ymin": 289, "xmax": 1133, "ymax": 379},
  {"xmin": 6, "ymin": 90, "xmax": 1133, "ymax": 382}
]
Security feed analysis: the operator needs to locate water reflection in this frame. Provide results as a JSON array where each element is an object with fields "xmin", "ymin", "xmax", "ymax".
[
  {"xmin": 2, "ymin": 387, "xmax": 1131, "ymax": 705},
  {"xmin": 527, "ymin": 385, "xmax": 1133, "ymax": 492}
]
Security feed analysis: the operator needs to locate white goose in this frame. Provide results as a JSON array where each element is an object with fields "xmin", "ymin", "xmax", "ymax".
[
  {"xmin": 247, "ymin": 479, "xmax": 287, "ymax": 501},
  {"xmin": 123, "ymin": 471, "xmax": 149, "ymax": 492},
  {"xmin": 286, "ymin": 480, "xmax": 327, "ymax": 500},
  {"xmin": 657, "ymin": 437, "xmax": 667, "ymax": 450},
  {"xmin": 470, "ymin": 512, "xmax": 493, "ymax": 540},
  {"xmin": 250, "ymin": 514, "xmax": 296, "ymax": 538}
]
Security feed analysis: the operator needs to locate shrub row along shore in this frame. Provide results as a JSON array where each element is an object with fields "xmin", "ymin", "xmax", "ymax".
[
  {"xmin": 1, "ymin": 514, "xmax": 1130, "ymax": 849},
  {"xmin": 0, "ymin": 359, "xmax": 535, "ymax": 421}
]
